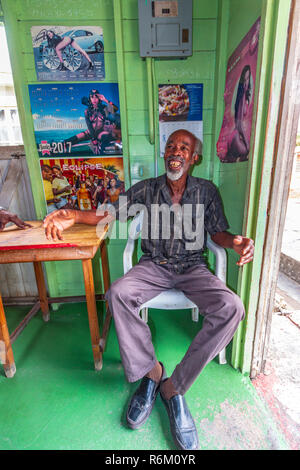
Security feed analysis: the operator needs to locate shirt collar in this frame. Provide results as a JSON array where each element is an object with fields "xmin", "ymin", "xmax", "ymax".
[{"xmin": 159, "ymin": 173, "xmax": 199, "ymax": 204}]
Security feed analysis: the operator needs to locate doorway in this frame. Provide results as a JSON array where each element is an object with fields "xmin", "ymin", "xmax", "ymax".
[{"xmin": 249, "ymin": 0, "xmax": 300, "ymax": 450}]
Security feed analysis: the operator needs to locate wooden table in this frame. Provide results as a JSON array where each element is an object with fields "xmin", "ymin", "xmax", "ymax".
[{"xmin": 0, "ymin": 221, "xmax": 111, "ymax": 378}]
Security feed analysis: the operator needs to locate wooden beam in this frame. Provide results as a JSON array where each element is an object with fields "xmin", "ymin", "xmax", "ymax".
[{"xmin": 10, "ymin": 301, "xmax": 40, "ymax": 344}]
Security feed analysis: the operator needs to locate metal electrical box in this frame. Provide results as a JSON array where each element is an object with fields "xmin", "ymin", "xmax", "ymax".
[{"xmin": 138, "ymin": 0, "xmax": 193, "ymax": 58}]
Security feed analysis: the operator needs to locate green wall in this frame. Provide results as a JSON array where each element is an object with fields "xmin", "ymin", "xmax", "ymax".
[
  {"xmin": 2, "ymin": 0, "xmax": 221, "ymax": 296},
  {"xmin": 213, "ymin": 0, "xmax": 263, "ymax": 290},
  {"xmin": 2, "ymin": 0, "xmax": 265, "ymax": 297}
]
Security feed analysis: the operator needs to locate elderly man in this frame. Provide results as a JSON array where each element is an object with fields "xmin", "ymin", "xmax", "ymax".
[{"xmin": 43, "ymin": 129, "xmax": 254, "ymax": 450}]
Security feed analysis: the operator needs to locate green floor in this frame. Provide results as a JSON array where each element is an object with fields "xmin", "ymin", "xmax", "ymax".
[{"xmin": 0, "ymin": 302, "xmax": 290, "ymax": 450}]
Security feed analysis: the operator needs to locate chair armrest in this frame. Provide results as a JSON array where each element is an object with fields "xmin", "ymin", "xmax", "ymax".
[
  {"xmin": 123, "ymin": 211, "xmax": 144, "ymax": 274},
  {"xmin": 123, "ymin": 238, "xmax": 135, "ymax": 273},
  {"xmin": 207, "ymin": 236, "xmax": 227, "ymax": 283}
]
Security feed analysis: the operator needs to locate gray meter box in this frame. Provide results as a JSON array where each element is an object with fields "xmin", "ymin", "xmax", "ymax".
[{"xmin": 138, "ymin": 0, "xmax": 193, "ymax": 58}]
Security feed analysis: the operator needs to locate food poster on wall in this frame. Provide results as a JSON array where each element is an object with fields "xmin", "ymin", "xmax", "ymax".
[
  {"xmin": 216, "ymin": 18, "xmax": 261, "ymax": 163},
  {"xmin": 40, "ymin": 157, "xmax": 125, "ymax": 213},
  {"xmin": 29, "ymin": 83, "xmax": 122, "ymax": 158},
  {"xmin": 158, "ymin": 84, "xmax": 203, "ymax": 157},
  {"xmin": 31, "ymin": 26, "xmax": 105, "ymax": 81}
]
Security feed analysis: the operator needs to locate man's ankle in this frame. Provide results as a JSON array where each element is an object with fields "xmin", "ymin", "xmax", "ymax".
[
  {"xmin": 146, "ymin": 361, "xmax": 163, "ymax": 383},
  {"xmin": 160, "ymin": 377, "xmax": 179, "ymax": 400}
]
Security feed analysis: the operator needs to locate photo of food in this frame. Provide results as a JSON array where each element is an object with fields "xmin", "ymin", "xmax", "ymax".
[
  {"xmin": 158, "ymin": 83, "xmax": 203, "ymax": 157},
  {"xmin": 159, "ymin": 85, "xmax": 190, "ymax": 121}
]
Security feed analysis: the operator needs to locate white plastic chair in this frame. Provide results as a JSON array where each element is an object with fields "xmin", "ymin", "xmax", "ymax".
[{"xmin": 123, "ymin": 211, "xmax": 227, "ymax": 364}]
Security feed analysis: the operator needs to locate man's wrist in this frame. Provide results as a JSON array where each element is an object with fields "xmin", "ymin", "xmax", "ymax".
[
  {"xmin": 211, "ymin": 231, "xmax": 236, "ymax": 249},
  {"xmin": 74, "ymin": 209, "xmax": 81, "ymax": 224}
]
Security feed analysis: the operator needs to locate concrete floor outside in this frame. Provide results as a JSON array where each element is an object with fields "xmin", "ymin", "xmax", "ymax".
[{"xmin": 252, "ymin": 151, "xmax": 300, "ymax": 451}]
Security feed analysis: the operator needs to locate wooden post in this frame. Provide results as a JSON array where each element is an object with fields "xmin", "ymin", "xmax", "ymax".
[
  {"xmin": 33, "ymin": 261, "xmax": 50, "ymax": 322},
  {"xmin": 82, "ymin": 258, "xmax": 102, "ymax": 371},
  {"xmin": 0, "ymin": 293, "xmax": 16, "ymax": 378}
]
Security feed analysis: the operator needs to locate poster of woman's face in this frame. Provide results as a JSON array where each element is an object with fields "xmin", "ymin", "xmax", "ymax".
[
  {"xmin": 216, "ymin": 18, "xmax": 260, "ymax": 163},
  {"xmin": 29, "ymin": 83, "xmax": 122, "ymax": 158},
  {"xmin": 31, "ymin": 26, "xmax": 105, "ymax": 81}
]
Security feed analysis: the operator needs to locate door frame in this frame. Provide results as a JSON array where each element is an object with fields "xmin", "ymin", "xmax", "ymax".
[
  {"xmin": 249, "ymin": 0, "xmax": 300, "ymax": 378},
  {"xmin": 231, "ymin": 0, "xmax": 300, "ymax": 376}
]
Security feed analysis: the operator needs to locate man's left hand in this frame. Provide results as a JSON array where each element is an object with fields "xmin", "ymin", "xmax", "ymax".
[{"xmin": 232, "ymin": 235, "xmax": 254, "ymax": 266}]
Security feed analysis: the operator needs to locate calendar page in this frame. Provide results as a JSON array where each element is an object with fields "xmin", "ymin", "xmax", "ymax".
[
  {"xmin": 159, "ymin": 121, "xmax": 203, "ymax": 157},
  {"xmin": 29, "ymin": 83, "xmax": 122, "ymax": 158},
  {"xmin": 158, "ymin": 83, "xmax": 203, "ymax": 157},
  {"xmin": 31, "ymin": 26, "xmax": 105, "ymax": 82}
]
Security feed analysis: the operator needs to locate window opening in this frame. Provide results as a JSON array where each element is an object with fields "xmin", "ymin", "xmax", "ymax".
[{"xmin": 0, "ymin": 22, "xmax": 23, "ymax": 146}]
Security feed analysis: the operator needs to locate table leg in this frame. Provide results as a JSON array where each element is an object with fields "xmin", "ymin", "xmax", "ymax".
[
  {"xmin": 100, "ymin": 240, "xmax": 111, "ymax": 292},
  {"xmin": 0, "ymin": 294, "xmax": 16, "ymax": 378},
  {"xmin": 100, "ymin": 240, "xmax": 112, "ymax": 353},
  {"xmin": 33, "ymin": 261, "xmax": 50, "ymax": 322},
  {"xmin": 82, "ymin": 258, "xmax": 102, "ymax": 371}
]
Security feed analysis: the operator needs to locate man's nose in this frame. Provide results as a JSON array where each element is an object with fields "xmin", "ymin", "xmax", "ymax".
[{"xmin": 173, "ymin": 145, "xmax": 181, "ymax": 155}]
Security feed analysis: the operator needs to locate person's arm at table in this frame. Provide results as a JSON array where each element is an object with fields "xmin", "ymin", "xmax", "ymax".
[
  {"xmin": 43, "ymin": 208, "xmax": 115, "ymax": 241},
  {"xmin": 0, "ymin": 208, "xmax": 32, "ymax": 231},
  {"xmin": 44, "ymin": 181, "xmax": 145, "ymax": 240}
]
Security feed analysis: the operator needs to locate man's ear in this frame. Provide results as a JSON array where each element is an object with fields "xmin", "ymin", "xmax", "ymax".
[{"xmin": 193, "ymin": 153, "xmax": 199, "ymax": 163}]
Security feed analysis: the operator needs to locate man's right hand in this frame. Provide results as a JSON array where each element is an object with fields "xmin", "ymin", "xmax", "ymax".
[{"xmin": 43, "ymin": 209, "xmax": 77, "ymax": 241}]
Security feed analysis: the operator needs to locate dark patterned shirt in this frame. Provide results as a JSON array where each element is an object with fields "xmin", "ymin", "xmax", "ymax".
[{"xmin": 110, "ymin": 174, "xmax": 229, "ymax": 273}]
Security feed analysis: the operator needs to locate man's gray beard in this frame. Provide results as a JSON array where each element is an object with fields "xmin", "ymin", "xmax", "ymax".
[
  {"xmin": 166, "ymin": 168, "xmax": 184, "ymax": 181},
  {"xmin": 165, "ymin": 155, "xmax": 184, "ymax": 181}
]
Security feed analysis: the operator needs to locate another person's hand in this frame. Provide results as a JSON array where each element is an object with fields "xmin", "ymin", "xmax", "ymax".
[
  {"xmin": 232, "ymin": 236, "xmax": 254, "ymax": 266},
  {"xmin": 43, "ymin": 209, "xmax": 77, "ymax": 241},
  {"xmin": 0, "ymin": 209, "xmax": 32, "ymax": 231}
]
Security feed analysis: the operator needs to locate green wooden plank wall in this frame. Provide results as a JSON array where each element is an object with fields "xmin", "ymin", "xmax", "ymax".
[
  {"xmin": 2, "ymin": 0, "xmax": 220, "ymax": 295},
  {"xmin": 122, "ymin": 0, "xmax": 218, "ymax": 184},
  {"xmin": 215, "ymin": 0, "xmax": 263, "ymax": 291}
]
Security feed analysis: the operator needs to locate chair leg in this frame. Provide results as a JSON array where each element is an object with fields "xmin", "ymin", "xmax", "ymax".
[
  {"xmin": 191, "ymin": 307, "xmax": 199, "ymax": 322},
  {"xmin": 218, "ymin": 347, "xmax": 227, "ymax": 365},
  {"xmin": 141, "ymin": 308, "xmax": 148, "ymax": 323}
]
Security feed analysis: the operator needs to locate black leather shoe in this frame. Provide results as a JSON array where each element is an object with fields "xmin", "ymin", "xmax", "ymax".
[
  {"xmin": 126, "ymin": 362, "xmax": 166, "ymax": 429},
  {"xmin": 160, "ymin": 386, "xmax": 199, "ymax": 450}
]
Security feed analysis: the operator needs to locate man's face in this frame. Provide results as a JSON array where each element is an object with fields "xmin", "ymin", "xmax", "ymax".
[{"xmin": 164, "ymin": 131, "xmax": 198, "ymax": 182}]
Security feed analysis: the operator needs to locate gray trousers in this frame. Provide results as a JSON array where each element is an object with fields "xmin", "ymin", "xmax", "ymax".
[{"xmin": 105, "ymin": 259, "xmax": 245, "ymax": 395}]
